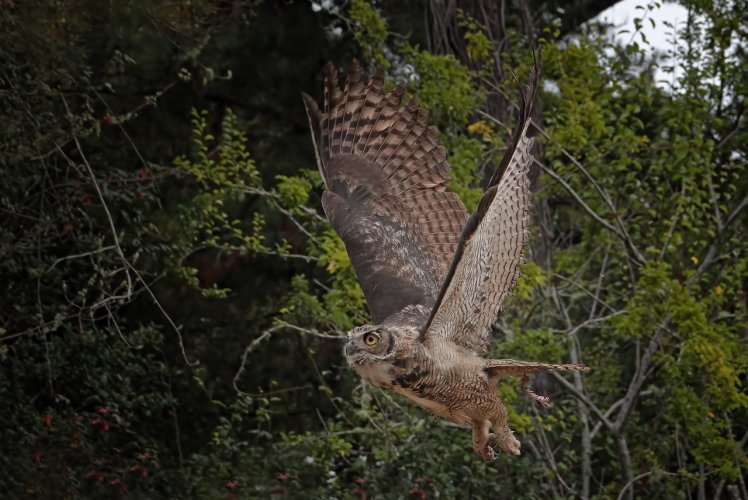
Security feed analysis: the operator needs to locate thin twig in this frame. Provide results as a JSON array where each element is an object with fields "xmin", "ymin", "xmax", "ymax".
[
  {"xmin": 232, "ymin": 323, "xmax": 344, "ymax": 393},
  {"xmin": 57, "ymin": 139, "xmax": 134, "ymax": 302},
  {"xmin": 232, "ymin": 324, "xmax": 286, "ymax": 393},
  {"xmin": 125, "ymin": 261, "xmax": 199, "ymax": 366},
  {"xmin": 46, "ymin": 245, "xmax": 117, "ymax": 272},
  {"xmin": 534, "ymin": 159, "xmax": 621, "ymax": 235},
  {"xmin": 616, "ymin": 471, "xmax": 654, "ymax": 500}
]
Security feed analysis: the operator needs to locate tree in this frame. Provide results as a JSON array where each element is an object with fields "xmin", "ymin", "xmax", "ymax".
[{"xmin": 1, "ymin": 0, "xmax": 745, "ymax": 498}]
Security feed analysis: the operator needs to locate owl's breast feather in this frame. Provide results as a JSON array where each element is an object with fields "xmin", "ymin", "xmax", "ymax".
[{"xmin": 393, "ymin": 386, "xmax": 471, "ymax": 425}]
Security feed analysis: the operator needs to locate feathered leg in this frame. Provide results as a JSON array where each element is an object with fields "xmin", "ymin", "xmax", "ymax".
[
  {"xmin": 471, "ymin": 419, "xmax": 498, "ymax": 461},
  {"xmin": 488, "ymin": 401, "xmax": 522, "ymax": 456}
]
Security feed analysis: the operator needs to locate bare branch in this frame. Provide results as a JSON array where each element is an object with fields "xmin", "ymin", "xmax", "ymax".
[
  {"xmin": 551, "ymin": 371, "xmax": 613, "ymax": 431},
  {"xmin": 551, "ymin": 272, "xmax": 620, "ymax": 313},
  {"xmin": 616, "ymin": 471, "xmax": 654, "ymax": 500},
  {"xmin": 233, "ymin": 322, "xmax": 344, "ymax": 393},
  {"xmin": 534, "ymin": 159, "xmax": 620, "ymax": 235},
  {"xmin": 56, "ymin": 140, "xmax": 134, "ymax": 302},
  {"xmin": 46, "ymin": 245, "xmax": 117, "ymax": 272},
  {"xmin": 233, "ymin": 324, "xmax": 287, "ymax": 393},
  {"xmin": 530, "ymin": 404, "xmax": 577, "ymax": 496},
  {"xmin": 125, "ymin": 261, "xmax": 199, "ymax": 366},
  {"xmin": 693, "ymin": 194, "xmax": 747, "ymax": 284},
  {"xmin": 613, "ymin": 323, "xmax": 667, "ymax": 430}
]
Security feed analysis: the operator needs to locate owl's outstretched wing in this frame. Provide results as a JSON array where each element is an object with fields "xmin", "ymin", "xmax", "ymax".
[
  {"xmin": 483, "ymin": 359, "xmax": 589, "ymax": 378},
  {"xmin": 302, "ymin": 61, "xmax": 468, "ymax": 324},
  {"xmin": 420, "ymin": 59, "xmax": 539, "ymax": 352}
]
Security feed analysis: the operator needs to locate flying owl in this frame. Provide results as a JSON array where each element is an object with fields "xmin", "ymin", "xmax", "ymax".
[{"xmin": 301, "ymin": 59, "xmax": 587, "ymax": 460}]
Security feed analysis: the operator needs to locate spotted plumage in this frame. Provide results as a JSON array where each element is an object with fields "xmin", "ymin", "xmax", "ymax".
[{"xmin": 302, "ymin": 57, "xmax": 588, "ymax": 461}]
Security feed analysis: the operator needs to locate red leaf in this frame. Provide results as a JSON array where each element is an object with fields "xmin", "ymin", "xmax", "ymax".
[
  {"xmin": 91, "ymin": 417, "xmax": 111, "ymax": 432},
  {"xmin": 350, "ymin": 488, "xmax": 367, "ymax": 500},
  {"xmin": 409, "ymin": 487, "xmax": 427, "ymax": 500},
  {"xmin": 85, "ymin": 471, "xmax": 104, "ymax": 484},
  {"xmin": 110, "ymin": 478, "xmax": 128, "ymax": 492}
]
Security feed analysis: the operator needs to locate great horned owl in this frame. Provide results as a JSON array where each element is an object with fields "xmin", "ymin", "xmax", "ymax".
[{"xmin": 302, "ymin": 58, "xmax": 587, "ymax": 460}]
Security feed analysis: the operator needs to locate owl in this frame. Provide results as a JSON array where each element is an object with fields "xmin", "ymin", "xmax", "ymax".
[{"xmin": 301, "ymin": 58, "xmax": 587, "ymax": 460}]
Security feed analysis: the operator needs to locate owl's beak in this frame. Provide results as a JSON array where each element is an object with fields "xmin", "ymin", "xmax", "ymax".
[{"xmin": 344, "ymin": 341, "xmax": 356, "ymax": 356}]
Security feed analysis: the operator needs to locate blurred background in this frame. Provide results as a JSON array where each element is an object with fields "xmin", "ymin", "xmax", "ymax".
[{"xmin": 0, "ymin": 0, "xmax": 745, "ymax": 498}]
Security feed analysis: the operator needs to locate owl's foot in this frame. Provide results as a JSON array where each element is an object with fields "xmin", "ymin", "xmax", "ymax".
[
  {"xmin": 494, "ymin": 430, "xmax": 522, "ymax": 456},
  {"xmin": 481, "ymin": 443, "xmax": 498, "ymax": 461}
]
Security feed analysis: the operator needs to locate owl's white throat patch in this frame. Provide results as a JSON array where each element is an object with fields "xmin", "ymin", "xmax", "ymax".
[{"xmin": 354, "ymin": 360, "xmax": 395, "ymax": 388}]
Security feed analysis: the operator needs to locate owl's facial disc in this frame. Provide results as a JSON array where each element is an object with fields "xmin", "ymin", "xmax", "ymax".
[{"xmin": 344, "ymin": 325, "xmax": 398, "ymax": 388}]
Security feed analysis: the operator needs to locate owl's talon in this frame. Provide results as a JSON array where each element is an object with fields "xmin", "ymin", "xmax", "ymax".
[
  {"xmin": 473, "ymin": 420, "xmax": 500, "ymax": 461},
  {"xmin": 482, "ymin": 445, "xmax": 498, "ymax": 461}
]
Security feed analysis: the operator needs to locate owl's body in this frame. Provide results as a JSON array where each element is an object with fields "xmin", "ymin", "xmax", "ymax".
[
  {"xmin": 344, "ymin": 310, "xmax": 577, "ymax": 458},
  {"xmin": 303, "ymin": 59, "xmax": 588, "ymax": 460}
]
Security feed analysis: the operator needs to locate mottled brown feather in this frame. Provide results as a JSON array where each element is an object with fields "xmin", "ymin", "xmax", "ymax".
[
  {"xmin": 303, "ymin": 63, "xmax": 469, "ymax": 323},
  {"xmin": 421, "ymin": 56, "xmax": 540, "ymax": 352}
]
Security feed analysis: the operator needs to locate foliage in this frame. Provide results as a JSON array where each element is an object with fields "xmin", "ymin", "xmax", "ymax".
[
  {"xmin": 401, "ymin": 44, "xmax": 482, "ymax": 126},
  {"xmin": 1, "ymin": 0, "xmax": 746, "ymax": 498},
  {"xmin": 349, "ymin": 0, "xmax": 390, "ymax": 68}
]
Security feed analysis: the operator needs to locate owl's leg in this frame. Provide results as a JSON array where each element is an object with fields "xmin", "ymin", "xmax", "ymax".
[
  {"xmin": 471, "ymin": 419, "xmax": 498, "ymax": 461},
  {"xmin": 490, "ymin": 405, "xmax": 522, "ymax": 456}
]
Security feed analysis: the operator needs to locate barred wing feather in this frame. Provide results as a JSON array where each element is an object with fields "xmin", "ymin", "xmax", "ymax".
[
  {"xmin": 420, "ymin": 60, "xmax": 539, "ymax": 352},
  {"xmin": 302, "ymin": 61, "xmax": 468, "ymax": 323}
]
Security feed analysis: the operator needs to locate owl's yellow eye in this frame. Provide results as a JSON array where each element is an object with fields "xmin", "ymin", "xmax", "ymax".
[{"xmin": 364, "ymin": 333, "xmax": 380, "ymax": 346}]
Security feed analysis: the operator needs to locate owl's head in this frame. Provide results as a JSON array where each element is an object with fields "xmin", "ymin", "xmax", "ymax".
[
  {"xmin": 344, "ymin": 324, "xmax": 400, "ymax": 387},
  {"xmin": 344, "ymin": 324, "xmax": 394, "ymax": 362}
]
